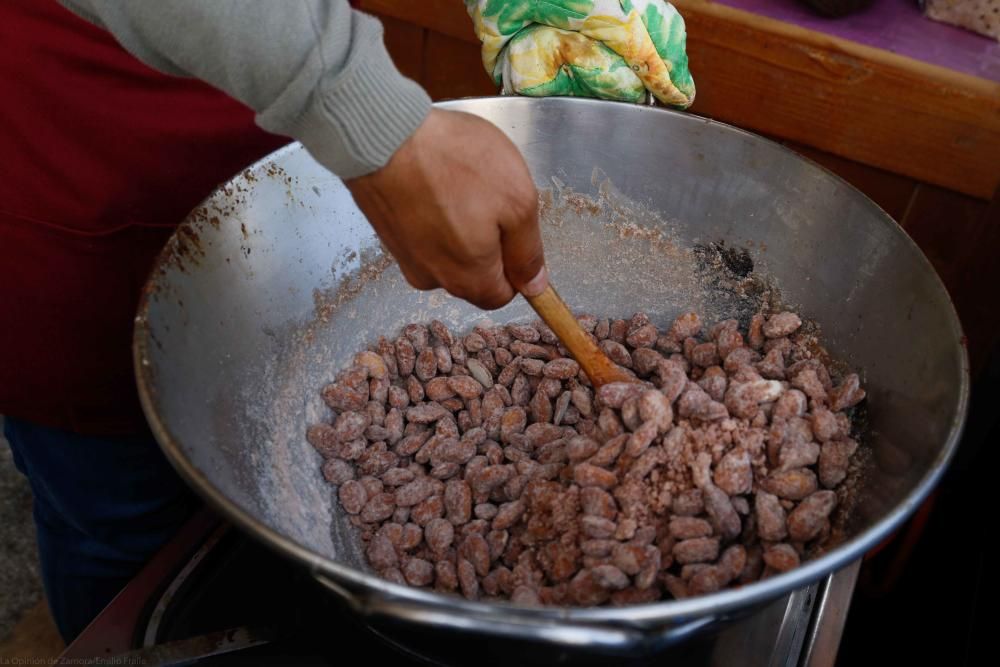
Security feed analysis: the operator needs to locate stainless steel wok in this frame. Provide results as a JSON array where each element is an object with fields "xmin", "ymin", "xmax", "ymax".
[{"xmin": 134, "ymin": 97, "xmax": 969, "ymax": 659}]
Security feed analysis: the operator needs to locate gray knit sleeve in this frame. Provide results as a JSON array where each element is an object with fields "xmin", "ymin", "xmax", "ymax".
[{"xmin": 59, "ymin": 0, "xmax": 431, "ymax": 178}]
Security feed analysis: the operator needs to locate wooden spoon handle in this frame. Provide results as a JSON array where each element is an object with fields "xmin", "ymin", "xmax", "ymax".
[{"xmin": 524, "ymin": 285, "xmax": 634, "ymax": 388}]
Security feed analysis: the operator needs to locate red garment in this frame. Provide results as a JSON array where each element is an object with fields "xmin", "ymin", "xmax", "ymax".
[{"xmin": 0, "ymin": 0, "xmax": 289, "ymax": 434}]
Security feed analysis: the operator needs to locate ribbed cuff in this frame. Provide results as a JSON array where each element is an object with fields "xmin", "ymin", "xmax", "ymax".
[{"xmin": 288, "ymin": 14, "xmax": 431, "ymax": 179}]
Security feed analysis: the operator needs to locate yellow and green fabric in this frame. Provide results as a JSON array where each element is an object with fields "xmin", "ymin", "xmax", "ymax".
[{"xmin": 465, "ymin": 0, "xmax": 695, "ymax": 108}]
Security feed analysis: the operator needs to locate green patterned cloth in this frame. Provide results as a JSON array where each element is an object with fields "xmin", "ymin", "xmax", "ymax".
[{"xmin": 465, "ymin": 0, "xmax": 695, "ymax": 107}]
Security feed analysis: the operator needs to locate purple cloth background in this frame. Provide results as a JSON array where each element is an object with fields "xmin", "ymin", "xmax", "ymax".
[{"xmin": 714, "ymin": 0, "xmax": 1000, "ymax": 82}]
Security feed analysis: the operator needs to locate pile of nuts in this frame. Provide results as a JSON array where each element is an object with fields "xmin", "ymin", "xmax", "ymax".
[{"xmin": 307, "ymin": 311, "xmax": 865, "ymax": 606}]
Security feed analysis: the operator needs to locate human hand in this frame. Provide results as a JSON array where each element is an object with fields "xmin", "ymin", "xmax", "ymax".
[{"xmin": 345, "ymin": 108, "xmax": 548, "ymax": 310}]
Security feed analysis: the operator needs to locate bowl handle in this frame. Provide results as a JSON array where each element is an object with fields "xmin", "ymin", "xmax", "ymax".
[{"xmin": 312, "ymin": 571, "xmax": 720, "ymax": 652}]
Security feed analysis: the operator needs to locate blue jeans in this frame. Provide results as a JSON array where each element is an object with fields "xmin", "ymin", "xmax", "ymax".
[{"xmin": 3, "ymin": 417, "xmax": 199, "ymax": 642}]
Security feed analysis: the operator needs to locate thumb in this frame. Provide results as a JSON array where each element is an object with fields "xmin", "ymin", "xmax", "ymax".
[{"xmin": 500, "ymin": 199, "xmax": 548, "ymax": 297}]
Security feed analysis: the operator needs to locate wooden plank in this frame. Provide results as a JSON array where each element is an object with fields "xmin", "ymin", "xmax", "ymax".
[
  {"xmin": 901, "ymin": 185, "xmax": 999, "ymax": 373},
  {"xmin": 676, "ymin": 0, "xmax": 1000, "ymax": 200},
  {"xmin": 358, "ymin": 0, "xmax": 1000, "ymax": 199},
  {"xmin": 422, "ymin": 31, "xmax": 496, "ymax": 101},
  {"xmin": 358, "ymin": 0, "xmax": 474, "ymax": 41},
  {"xmin": 378, "ymin": 14, "xmax": 425, "ymax": 83}
]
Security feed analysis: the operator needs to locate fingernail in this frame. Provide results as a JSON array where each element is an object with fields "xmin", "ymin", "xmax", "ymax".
[{"xmin": 520, "ymin": 265, "xmax": 549, "ymax": 297}]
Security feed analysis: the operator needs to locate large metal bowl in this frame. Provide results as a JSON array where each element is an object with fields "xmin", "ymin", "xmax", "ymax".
[{"xmin": 134, "ymin": 97, "xmax": 968, "ymax": 659}]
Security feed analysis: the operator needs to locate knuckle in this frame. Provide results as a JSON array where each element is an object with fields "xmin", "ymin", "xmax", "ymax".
[
  {"xmin": 510, "ymin": 186, "xmax": 538, "ymax": 223},
  {"xmin": 448, "ymin": 279, "xmax": 512, "ymax": 311},
  {"xmin": 401, "ymin": 267, "xmax": 437, "ymax": 291},
  {"xmin": 477, "ymin": 291, "xmax": 514, "ymax": 311},
  {"xmin": 477, "ymin": 281, "xmax": 516, "ymax": 311}
]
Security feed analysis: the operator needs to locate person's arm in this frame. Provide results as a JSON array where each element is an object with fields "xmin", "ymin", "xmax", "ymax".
[
  {"xmin": 60, "ymin": 0, "xmax": 427, "ymax": 179},
  {"xmin": 60, "ymin": 0, "xmax": 547, "ymax": 308}
]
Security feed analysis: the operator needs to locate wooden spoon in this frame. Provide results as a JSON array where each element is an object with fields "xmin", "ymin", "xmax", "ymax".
[{"xmin": 524, "ymin": 284, "xmax": 636, "ymax": 388}]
